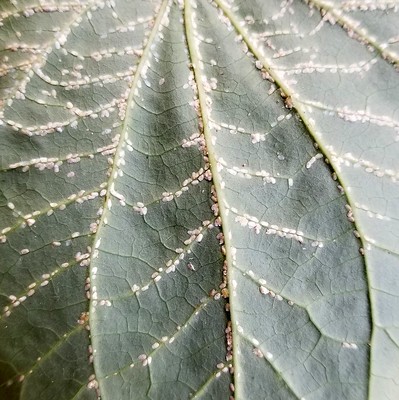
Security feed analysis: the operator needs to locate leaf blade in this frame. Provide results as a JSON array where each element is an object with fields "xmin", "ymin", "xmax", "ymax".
[{"xmin": 0, "ymin": 0, "xmax": 398, "ymax": 399}]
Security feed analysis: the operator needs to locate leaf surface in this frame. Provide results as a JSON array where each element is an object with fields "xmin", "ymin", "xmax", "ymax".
[{"xmin": 0, "ymin": 0, "xmax": 398, "ymax": 399}]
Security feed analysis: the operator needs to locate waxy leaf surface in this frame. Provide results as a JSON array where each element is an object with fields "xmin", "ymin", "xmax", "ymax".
[{"xmin": 0, "ymin": 0, "xmax": 398, "ymax": 399}]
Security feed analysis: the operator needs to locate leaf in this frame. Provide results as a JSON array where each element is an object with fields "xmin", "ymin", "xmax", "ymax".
[{"xmin": 0, "ymin": 0, "xmax": 398, "ymax": 399}]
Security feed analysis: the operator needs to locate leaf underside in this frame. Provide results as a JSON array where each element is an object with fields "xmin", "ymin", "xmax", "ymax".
[{"xmin": 0, "ymin": 0, "xmax": 398, "ymax": 399}]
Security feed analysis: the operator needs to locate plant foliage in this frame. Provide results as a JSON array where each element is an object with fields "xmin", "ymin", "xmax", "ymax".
[{"xmin": 0, "ymin": 0, "xmax": 398, "ymax": 399}]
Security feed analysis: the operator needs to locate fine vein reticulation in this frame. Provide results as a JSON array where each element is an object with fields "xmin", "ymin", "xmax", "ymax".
[{"xmin": 0, "ymin": 0, "xmax": 398, "ymax": 399}]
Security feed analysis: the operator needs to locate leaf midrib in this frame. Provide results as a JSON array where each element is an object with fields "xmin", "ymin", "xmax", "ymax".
[
  {"xmin": 88, "ymin": 0, "xmax": 172, "ymax": 397},
  {"xmin": 212, "ymin": 0, "xmax": 375, "ymax": 397},
  {"xmin": 183, "ymin": 0, "xmax": 242, "ymax": 398}
]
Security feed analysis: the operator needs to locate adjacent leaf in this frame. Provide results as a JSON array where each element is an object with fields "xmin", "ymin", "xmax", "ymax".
[{"xmin": 0, "ymin": 0, "xmax": 398, "ymax": 399}]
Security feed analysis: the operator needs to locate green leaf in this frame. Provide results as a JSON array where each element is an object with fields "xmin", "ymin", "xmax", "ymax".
[{"xmin": 0, "ymin": 0, "xmax": 398, "ymax": 399}]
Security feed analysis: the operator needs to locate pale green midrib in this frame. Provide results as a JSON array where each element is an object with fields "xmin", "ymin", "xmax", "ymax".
[
  {"xmin": 308, "ymin": 0, "xmax": 399, "ymax": 66},
  {"xmin": 213, "ymin": 0, "xmax": 375, "ymax": 398},
  {"xmin": 0, "ymin": 2, "xmax": 93, "ymax": 109},
  {"xmin": 183, "ymin": 0, "xmax": 237, "ymax": 398},
  {"xmin": 87, "ymin": 0, "xmax": 171, "ymax": 398}
]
